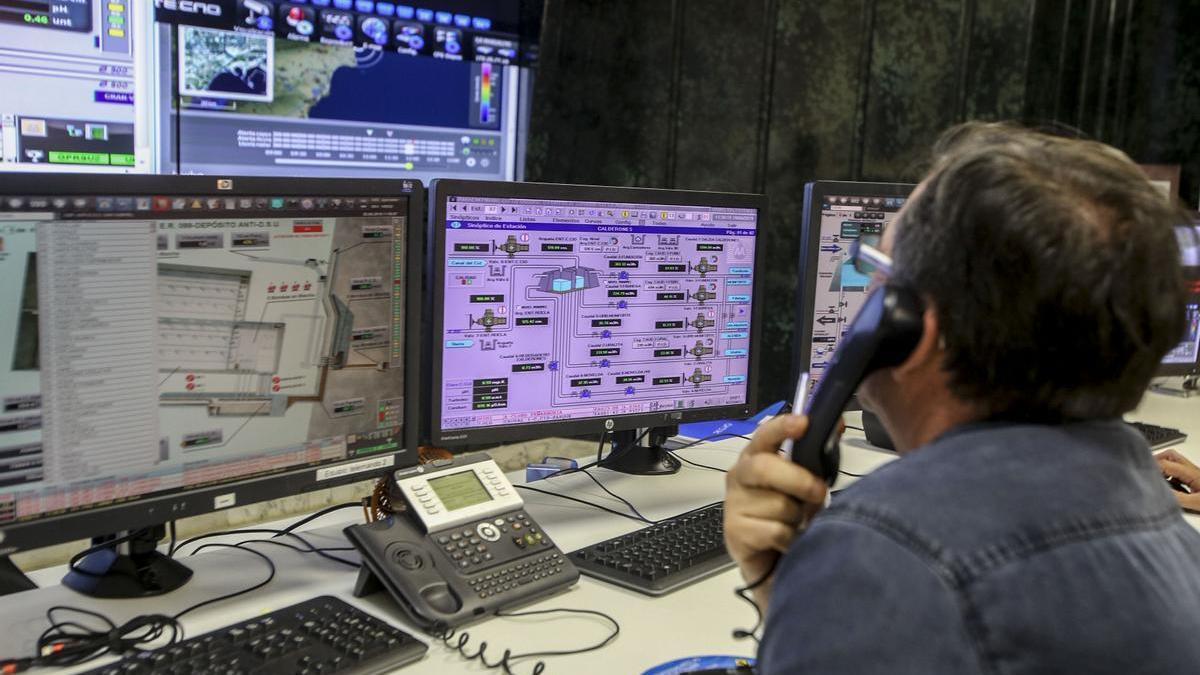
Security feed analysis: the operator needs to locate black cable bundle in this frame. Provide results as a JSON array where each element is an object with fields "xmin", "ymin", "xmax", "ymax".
[
  {"xmin": 1, "ymin": 502, "xmax": 367, "ymax": 673},
  {"xmin": 1, "ymin": 544, "xmax": 276, "ymax": 673}
]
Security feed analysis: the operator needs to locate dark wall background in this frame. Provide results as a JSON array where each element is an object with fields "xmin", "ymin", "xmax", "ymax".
[{"xmin": 525, "ymin": 0, "xmax": 1200, "ymax": 406}]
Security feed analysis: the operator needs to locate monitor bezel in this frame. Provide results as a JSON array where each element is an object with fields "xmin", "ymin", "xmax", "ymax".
[
  {"xmin": 427, "ymin": 179, "xmax": 766, "ymax": 448},
  {"xmin": 794, "ymin": 180, "xmax": 916, "ymax": 394},
  {"xmin": 0, "ymin": 174, "xmax": 425, "ymax": 555},
  {"xmin": 1158, "ymin": 293, "xmax": 1200, "ymax": 377},
  {"xmin": 1160, "ymin": 220, "xmax": 1200, "ymax": 377}
]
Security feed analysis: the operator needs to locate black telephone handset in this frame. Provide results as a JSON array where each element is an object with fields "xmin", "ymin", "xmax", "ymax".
[
  {"xmin": 790, "ymin": 284, "xmax": 925, "ymax": 484},
  {"xmin": 344, "ymin": 453, "xmax": 579, "ymax": 629}
]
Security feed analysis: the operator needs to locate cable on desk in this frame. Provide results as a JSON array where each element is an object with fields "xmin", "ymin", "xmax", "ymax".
[
  {"xmin": 653, "ymin": 431, "xmax": 756, "ymax": 473},
  {"xmin": 497, "ymin": 607, "xmax": 621, "ymax": 660},
  {"xmin": 539, "ymin": 459, "xmax": 600, "ymax": 481},
  {"xmin": 839, "ymin": 469, "xmax": 868, "ymax": 478},
  {"xmin": 530, "ymin": 430, "xmax": 751, "ymax": 522},
  {"xmin": 576, "ymin": 468, "xmax": 655, "ymax": 523},
  {"xmin": 669, "ymin": 432, "xmax": 754, "ymax": 452},
  {"xmin": 1, "ymin": 544, "xmax": 277, "ymax": 672},
  {"xmin": 844, "ymin": 424, "xmax": 865, "ymax": 432},
  {"xmin": 174, "ymin": 527, "xmax": 357, "ymax": 568},
  {"xmin": 0, "ymin": 606, "xmax": 184, "ymax": 671},
  {"xmin": 513, "ymin": 484, "xmax": 650, "ymax": 524},
  {"xmin": 188, "ymin": 533, "xmax": 360, "ymax": 568},
  {"xmin": 169, "ymin": 501, "xmax": 362, "ymax": 557},
  {"xmin": 171, "ymin": 543, "xmax": 276, "ymax": 622},
  {"xmin": 275, "ymin": 501, "xmax": 362, "ymax": 537},
  {"xmin": 428, "ymin": 606, "xmax": 620, "ymax": 675},
  {"xmin": 515, "ymin": 465, "xmax": 656, "ymax": 525},
  {"xmin": 667, "ymin": 450, "xmax": 728, "ymax": 473},
  {"xmin": 172, "ymin": 526, "xmax": 299, "ymax": 556}
]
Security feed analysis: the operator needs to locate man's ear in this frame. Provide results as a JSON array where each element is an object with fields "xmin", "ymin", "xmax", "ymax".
[{"xmin": 893, "ymin": 304, "xmax": 941, "ymax": 376}]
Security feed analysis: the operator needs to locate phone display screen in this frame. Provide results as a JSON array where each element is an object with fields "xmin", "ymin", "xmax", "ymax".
[{"xmin": 428, "ymin": 471, "xmax": 493, "ymax": 511}]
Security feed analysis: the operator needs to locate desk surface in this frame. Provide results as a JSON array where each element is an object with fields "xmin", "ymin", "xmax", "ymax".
[{"xmin": 4, "ymin": 392, "xmax": 1198, "ymax": 674}]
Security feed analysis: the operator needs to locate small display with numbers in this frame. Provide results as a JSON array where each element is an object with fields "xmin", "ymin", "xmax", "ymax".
[{"xmin": 0, "ymin": 0, "xmax": 92, "ymax": 32}]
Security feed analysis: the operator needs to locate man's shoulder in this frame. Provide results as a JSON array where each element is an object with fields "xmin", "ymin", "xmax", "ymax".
[
  {"xmin": 763, "ymin": 509, "xmax": 984, "ymax": 674},
  {"xmin": 824, "ymin": 419, "xmax": 1180, "ymax": 556}
]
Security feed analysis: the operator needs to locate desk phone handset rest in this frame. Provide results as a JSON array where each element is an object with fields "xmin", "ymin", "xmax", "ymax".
[{"xmin": 344, "ymin": 454, "xmax": 579, "ymax": 629}]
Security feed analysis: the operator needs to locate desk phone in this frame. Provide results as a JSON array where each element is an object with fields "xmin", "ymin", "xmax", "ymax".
[{"xmin": 345, "ymin": 453, "xmax": 579, "ymax": 628}]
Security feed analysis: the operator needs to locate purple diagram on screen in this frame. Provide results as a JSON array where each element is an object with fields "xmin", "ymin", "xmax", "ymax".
[{"xmin": 439, "ymin": 196, "xmax": 758, "ymax": 431}]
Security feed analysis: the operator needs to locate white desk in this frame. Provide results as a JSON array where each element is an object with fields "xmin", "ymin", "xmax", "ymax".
[
  {"xmin": 3, "ymin": 441, "xmax": 753, "ymax": 675},
  {"xmin": 2, "ymin": 393, "xmax": 1197, "ymax": 674},
  {"xmin": 1129, "ymin": 391, "xmax": 1200, "ymax": 528}
]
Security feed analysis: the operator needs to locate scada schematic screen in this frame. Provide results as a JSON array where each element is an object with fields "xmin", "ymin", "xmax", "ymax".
[{"xmin": 438, "ymin": 195, "xmax": 759, "ymax": 431}]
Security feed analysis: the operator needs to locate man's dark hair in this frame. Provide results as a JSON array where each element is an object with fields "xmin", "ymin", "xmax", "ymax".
[{"xmin": 892, "ymin": 122, "xmax": 1188, "ymax": 421}]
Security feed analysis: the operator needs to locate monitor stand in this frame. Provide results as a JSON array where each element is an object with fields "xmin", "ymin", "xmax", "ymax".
[
  {"xmin": 0, "ymin": 556, "xmax": 36, "ymax": 596},
  {"xmin": 61, "ymin": 524, "xmax": 193, "ymax": 599},
  {"xmin": 598, "ymin": 427, "xmax": 682, "ymax": 476}
]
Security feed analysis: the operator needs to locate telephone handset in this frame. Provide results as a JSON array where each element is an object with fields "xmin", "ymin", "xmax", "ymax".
[
  {"xmin": 345, "ymin": 453, "xmax": 579, "ymax": 629},
  {"xmin": 789, "ymin": 284, "xmax": 925, "ymax": 483}
]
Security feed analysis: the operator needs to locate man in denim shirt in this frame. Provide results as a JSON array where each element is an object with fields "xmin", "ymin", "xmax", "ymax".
[{"xmin": 724, "ymin": 123, "xmax": 1200, "ymax": 673}]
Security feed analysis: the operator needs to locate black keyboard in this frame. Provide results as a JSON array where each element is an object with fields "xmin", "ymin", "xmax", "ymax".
[
  {"xmin": 1128, "ymin": 421, "xmax": 1188, "ymax": 450},
  {"xmin": 84, "ymin": 596, "xmax": 426, "ymax": 675},
  {"xmin": 568, "ymin": 502, "xmax": 732, "ymax": 596}
]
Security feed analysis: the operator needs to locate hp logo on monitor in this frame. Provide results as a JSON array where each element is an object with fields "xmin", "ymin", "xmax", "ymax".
[
  {"xmin": 604, "ymin": 419, "xmax": 614, "ymax": 430},
  {"xmin": 216, "ymin": 179, "xmax": 234, "ymax": 190}
]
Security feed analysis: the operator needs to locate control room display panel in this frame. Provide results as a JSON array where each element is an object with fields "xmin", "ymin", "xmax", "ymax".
[{"xmin": 438, "ymin": 195, "xmax": 759, "ymax": 432}]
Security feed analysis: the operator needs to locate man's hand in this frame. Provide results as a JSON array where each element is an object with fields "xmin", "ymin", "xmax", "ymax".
[
  {"xmin": 724, "ymin": 414, "xmax": 828, "ymax": 610},
  {"xmin": 1156, "ymin": 448, "xmax": 1200, "ymax": 512}
]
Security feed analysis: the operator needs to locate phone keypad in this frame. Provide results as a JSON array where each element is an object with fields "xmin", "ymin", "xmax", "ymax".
[
  {"xmin": 435, "ymin": 512, "xmax": 549, "ymax": 572},
  {"xmin": 437, "ymin": 530, "xmax": 489, "ymax": 567},
  {"xmin": 469, "ymin": 553, "xmax": 567, "ymax": 599}
]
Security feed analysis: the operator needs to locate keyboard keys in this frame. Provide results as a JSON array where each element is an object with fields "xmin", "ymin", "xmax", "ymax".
[
  {"xmin": 569, "ymin": 503, "xmax": 734, "ymax": 596},
  {"xmin": 82, "ymin": 597, "xmax": 426, "ymax": 675}
]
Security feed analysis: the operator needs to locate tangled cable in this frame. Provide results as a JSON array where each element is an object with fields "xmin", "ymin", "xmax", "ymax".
[
  {"xmin": 1, "ymin": 543, "xmax": 276, "ymax": 673},
  {"xmin": 428, "ymin": 606, "xmax": 620, "ymax": 675}
]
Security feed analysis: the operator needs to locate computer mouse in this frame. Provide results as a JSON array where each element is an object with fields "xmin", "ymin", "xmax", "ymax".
[{"xmin": 419, "ymin": 583, "xmax": 461, "ymax": 615}]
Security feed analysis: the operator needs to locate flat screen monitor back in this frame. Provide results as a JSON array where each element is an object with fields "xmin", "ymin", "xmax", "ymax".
[
  {"xmin": 427, "ymin": 180, "xmax": 766, "ymax": 454},
  {"xmin": 0, "ymin": 175, "xmax": 424, "ymax": 560},
  {"xmin": 795, "ymin": 181, "xmax": 914, "ymax": 403}
]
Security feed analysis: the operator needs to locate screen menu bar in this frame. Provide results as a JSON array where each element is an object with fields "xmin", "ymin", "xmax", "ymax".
[
  {"xmin": 447, "ymin": 196, "xmax": 759, "ymax": 229},
  {"xmin": 0, "ymin": 194, "xmax": 408, "ymax": 219}
]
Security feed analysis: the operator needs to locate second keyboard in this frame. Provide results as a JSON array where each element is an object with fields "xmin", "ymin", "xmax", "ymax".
[{"xmin": 568, "ymin": 502, "xmax": 732, "ymax": 596}]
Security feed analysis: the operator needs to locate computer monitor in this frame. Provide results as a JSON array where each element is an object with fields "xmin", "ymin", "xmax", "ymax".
[
  {"xmin": 1160, "ymin": 220, "xmax": 1200, "ymax": 380},
  {"xmin": 795, "ymin": 181, "xmax": 914, "ymax": 400},
  {"xmin": 0, "ymin": 1, "xmax": 155, "ymax": 173},
  {"xmin": 0, "ymin": 174, "xmax": 423, "ymax": 597},
  {"xmin": 427, "ymin": 180, "xmax": 765, "ymax": 475},
  {"xmin": 2, "ymin": 3, "xmax": 541, "ymax": 179},
  {"xmin": 151, "ymin": 1, "xmax": 541, "ymax": 181}
]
